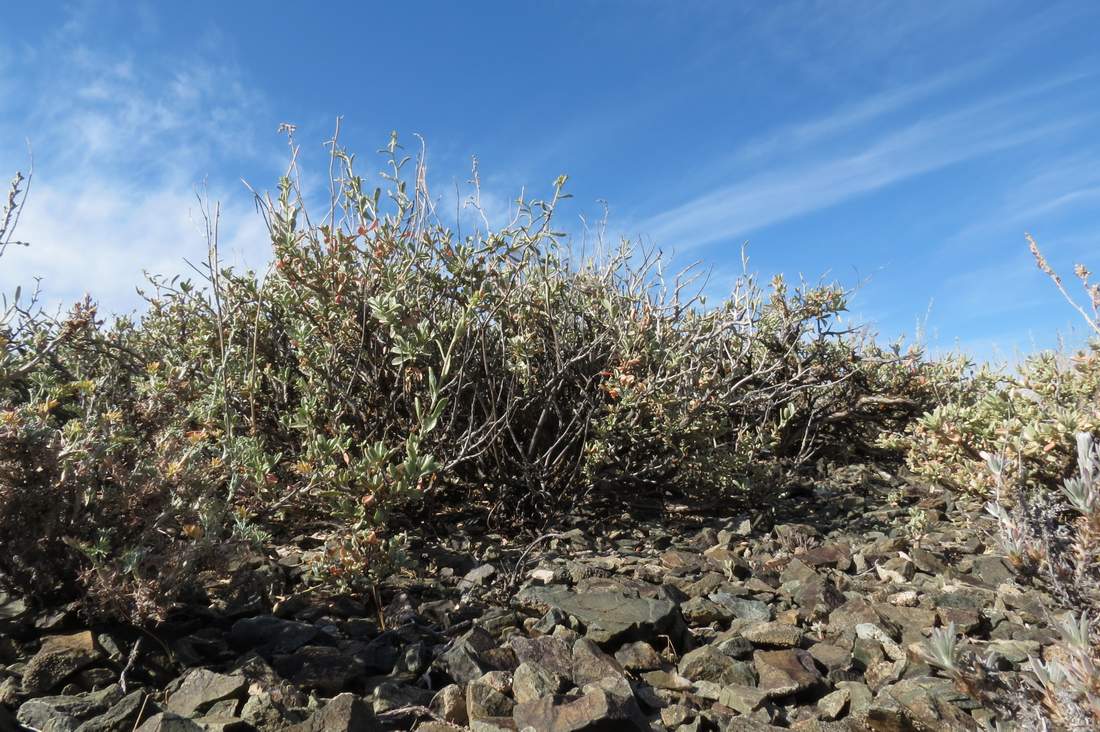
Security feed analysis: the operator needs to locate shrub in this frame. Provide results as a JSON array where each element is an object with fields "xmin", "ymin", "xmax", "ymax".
[
  {"xmin": 0, "ymin": 134, "xmax": 955, "ymax": 620},
  {"xmin": 906, "ymin": 237, "xmax": 1100, "ymax": 729},
  {"xmin": 902, "ymin": 235, "xmax": 1100, "ymax": 501}
]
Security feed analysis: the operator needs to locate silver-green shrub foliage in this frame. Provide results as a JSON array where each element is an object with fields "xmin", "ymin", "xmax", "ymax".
[{"xmin": 0, "ymin": 137, "xmax": 948, "ymax": 619}]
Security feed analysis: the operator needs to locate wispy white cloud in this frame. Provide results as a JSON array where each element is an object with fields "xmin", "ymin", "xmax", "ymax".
[
  {"xmin": 2, "ymin": 183, "xmax": 268, "ymax": 316},
  {"xmin": 948, "ymin": 149, "xmax": 1100, "ymax": 246},
  {"xmin": 732, "ymin": 63, "xmax": 990, "ymax": 164},
  {"xmin": 634, "ymin": 75, "xmax": 1095, "ymax": 252},
  {"xmin": 0, "ymin": 2, "xmax": 273, "ymax": 316}
]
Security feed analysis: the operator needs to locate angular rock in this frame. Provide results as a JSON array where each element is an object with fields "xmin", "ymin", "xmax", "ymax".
[
  {"xmin": 459, "ymin": 564, "xmax": 498, "ymax": 591},
  {"xmin": 191, "ymin": 715, "xmax": 251, "ymax": 732},
  {"xmin": 659, "ymin": 704, "xmax": 695, "ymax": 728},
  {"xmin": 908, "ymin": 548, "xmax": 945, "ymax": 574},
  {"xmin": 431, "ymin": 684, "xmax": 468, "ymax": 726},
  {"xmin": 864, "ymin": 658, "xmax": 907, "ymax": 693},
  {"xmin": 936, "ymin": 606, "xmax": 982, "ymax": 635},
  {"xmin": 134, "ymin": 713, "xmax": 203, "ymax": 732},
  {"xmin": 677, "ymin": 646, "xmax": 755, "ymax": 687},
  {"xmin": 680, "ymin": 597, "xmax": 726, "ymax": 625},
  {"xmin": 828, "ymin": 599, "xmax": 898, "ymax": 639},
  {"xmin": 968, "ymin": 556, "xmax": 1012, "ymax": 588},
  {"xmin": 439, "ymin": 627, "xmax": 497, "ymax": 685},
  {"xmin": 710, "ymin": 594, "xmax": 772, "ymax": 623},
  {"xmin": 875, "ymin": 605, "xmax": 936, "ymax": 647},
  {"xmin": 287, "ymin": 693, "xmax": 380, "ymax": 732},
  {"xmin": 509, "ymin": 635, "xmax": 573, "ymax": 678},
  {"xmin": 791, "ymin": 577, "xmax": 846, "ymax": 618},
  {"xmin": 852, "ymin": 637, "xmax": 885, "ymax": 671},
  {"xmin": 613, "ymin": 641, "xmax": 663, "ymax": 672},
  {"xmin": 467, "ymin": 671, "xmax": 514, "ymax": 721},
  {"xmin": 273, "ymin": 645, "xmax": 365, "ymax": 694},
  {"xmin": 166, "ymin": 669, "xmax": 247, "ymax": 718},
  {"xmin": 800, "ymin": 544, "xmax": 852, "ymax": 571},
  {"xmin": 512, "ymin": 687, "xmax": 645, "ymax": 731},
  {"xmin": 17, "ymin": 684, "xmax": 122, "ymax": 732},
  {"xmin": 513, "ymin": 662, "xmax": 567, "ymax": 704},
  {"xmin": 355, "ymin": 632, "xmax": 402, "ymax": 675},
  {"xmin": 808, "ymin": 643, "xmax": 850, "ymax": 672},
  {"xmin": 516, "ymin": 586, "xmax": 687, "ymax": 650},
  {"xmin": 753, "ymin": 649, "xmax": 823, "ymax": 698},
  {"xmin": 702, "ymin": 546, "xmax": 751, "ymax": 578},
  {"xmin": 571, "ymin": 638, "xmax": 626, "ymax": 688},
  {"xmin": 22, "ymin": 631, "xmax": 103, "ymax": 693},
  {"xmin": 640, "ymin": 669, "xmax": 693, "ymax": 692},
  {"xmin": 718, "ymin": 685, "xmax": 769, "ymax": 715},
  {"xmin": 229, "ymin": 615, "xmax": 319, "ymax": 655},
  {"xmin": 370, "ymin": 681, "xmax": 435, "ymax": 715},
  {"xmin": 741, "ymin": 622, "xmax": 804, "ymax": 648},
  {"xmin": 855, "ymin": 624, "xmax": 904, "ymax": 661},
  {"xmin": 863, "ymin": 677, "xmax": 975, "ymax": 731},
  {"xmin": 836, "ymin": 681, "xmax": 873, "ymax": 720},
  {"xmin": 239, "ymin": 692, "xmax": 300, "ymax": 729},
  {"xmin": 875, "ymin": 556, "xmax": 915, "ymax": 584},
  {"xmin": 661, "ymin": 550, "xmax": 703, "ymax": 574},
  {"xmin": 713, "ymin": 633, "xmax": 754, "ymax": 660},
  {"xmin": 75, "ymin": 690, "xmax": 151, "ymax": 732},
  {"xmin": 780, "ymin": 558, "xmax": 821, "ymax": 585}
]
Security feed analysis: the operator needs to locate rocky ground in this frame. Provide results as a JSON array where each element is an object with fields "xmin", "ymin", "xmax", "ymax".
[{"xmin": 0, "ymin": 466, "xmax": 1068, "ymax": 731}]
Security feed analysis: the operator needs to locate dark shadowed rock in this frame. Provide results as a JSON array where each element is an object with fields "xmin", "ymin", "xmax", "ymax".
[
  {"xmin": 75, "ymin": 690, "xmax": 152, "ymax": 732},
  {"xmin": 439, "ymin": 627, "xmax": 498, "ymax": 685},
  {"xmin": 229, "ymin": 615, "xmax": 319, "ymax": 655},
  {"xmin": 134, "ymin": 713, "xmax": 204, "ymax": 732},
  {"xmin": 273, "ymin": 645, "xmax": 365, "ymax": 694},
  {"xmin": 287, "ymin": 693, "xmax": 381, "ymax": 732}
]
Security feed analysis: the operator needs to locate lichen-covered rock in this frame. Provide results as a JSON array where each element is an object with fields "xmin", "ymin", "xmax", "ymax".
[
  {"xmin": 16, "ymin": 684, "xmax": 122, "ymax": 732},
  {"xmin": 512, "ymin": 686, "xmax": 646, "ymax": 731},
  {"xmin": 22, "ymin": 631, "xmax": 103, "ymax": 693},
  {"xmin": 754, "ymin": 649, "xmax": 824, "ymax": 698},
  {"xmin": 165, "ymin": 669, "xmax": 247, "ymax": 718},
  {"xmin": 516, "ymin": 586, "xmax": 687, "ymax": 650}
]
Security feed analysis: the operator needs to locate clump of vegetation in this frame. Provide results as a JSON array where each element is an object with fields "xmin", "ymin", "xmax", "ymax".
[
  {"xmin": 907, "ymin": 237, "xmax": 1100, "ymax": 729},
  {"xmin": 900, "ymin": 235, "xmax": 1100, "ymax": 501},
  {"xmin": 0, "ymin": 133, "xmax": 963, "ymax": 621}
]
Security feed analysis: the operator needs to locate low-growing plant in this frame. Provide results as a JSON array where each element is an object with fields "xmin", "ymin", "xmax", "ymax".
[
  {"xmin": 1027, "ymin": 612, "xmax": 1100, "ymax": 730},
  {"xmin": 906, "ymin": 236, "xmax": 1100, "ymax": 729},
  {"xmin": 0, "ymin": 132, "xmax": 963, "ymax": 620},
  {"xmin": 922, "ymin": 621, "xmax": 960, "ymax": 674}
]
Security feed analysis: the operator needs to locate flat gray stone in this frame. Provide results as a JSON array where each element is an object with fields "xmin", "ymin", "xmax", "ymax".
[
  {"xmin": 516, "ymin": 586, "xmax": 686, "ymax": 649},
  {"xmin": 166, "ymin": 669, "xmax": 247, "ymax": 718}
]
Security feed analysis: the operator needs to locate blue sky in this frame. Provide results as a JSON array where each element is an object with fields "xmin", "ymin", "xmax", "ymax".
[{"xmin": 2, "ymin": 1, "xmax": 1099, "ymax": 361}]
